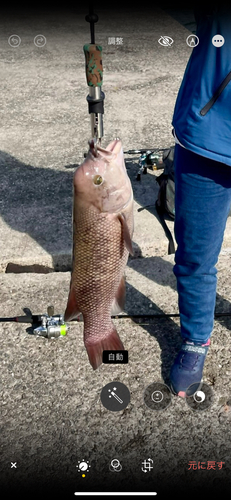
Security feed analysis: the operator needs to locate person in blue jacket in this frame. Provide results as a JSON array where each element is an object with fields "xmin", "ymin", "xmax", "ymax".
[{"xmin": 170, "ymin": 5, "xmax": 231, "ymax": 397}]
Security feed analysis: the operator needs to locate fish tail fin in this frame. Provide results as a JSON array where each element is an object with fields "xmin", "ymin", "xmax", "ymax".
[{"xmin": 85, "ymin": 325, "xmax": 124, "ymax": 370}]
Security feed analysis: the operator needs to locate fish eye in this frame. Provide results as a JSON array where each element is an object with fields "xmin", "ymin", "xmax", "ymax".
[{"xmin": 93, "ymin": 175, "xmax": 103, "ymax": 185}]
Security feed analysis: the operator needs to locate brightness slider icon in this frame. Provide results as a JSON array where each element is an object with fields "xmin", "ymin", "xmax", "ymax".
[{"xmin": 76, "ymin": 460, "xmax": 91, "ymax": 477}]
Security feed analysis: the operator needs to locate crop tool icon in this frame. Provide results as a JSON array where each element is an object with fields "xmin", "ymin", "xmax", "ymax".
[{"xmin": 141, "ymin": 458, "xmax": 154, "ymax": 473}]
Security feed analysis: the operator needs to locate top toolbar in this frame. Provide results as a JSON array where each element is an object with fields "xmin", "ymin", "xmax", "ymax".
[{"xmin": 7, "ymin": 33, "xmax": 226, "ymax": 49}]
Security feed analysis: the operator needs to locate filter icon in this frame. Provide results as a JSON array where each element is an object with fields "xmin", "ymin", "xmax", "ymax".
[{"xmin": 109, "ymin": 459, "xmax": 122, "ymax": 472}]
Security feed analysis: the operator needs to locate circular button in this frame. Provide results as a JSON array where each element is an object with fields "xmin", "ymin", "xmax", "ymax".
[
  {"xmin": 152, "ymin": 390, "xmax": 164, "ymax": 403},
  {"xmin": 186, "ymin": 35, "xmax": 199, "ymax": 47},
  {"xmin": 34, "ymin": 35, "xmax": 46, "ymax": 48},
  {"xmin": 185, "ymin": 382, "xmax": 214, "ymax": 411},
  {"xmin": 8, "ymin": 35, "xmax": 21, "ymax": 48},
  {"xmin": 212, "ymin": 35, "xmax": 225, "ymax": 48},
  {"xmin": 100, "ymin": 381, "xmax": 130, "ymax": 412},
  {"xmin": 143, "ymin": 382, "xmax": 172, "ymax": 411}
]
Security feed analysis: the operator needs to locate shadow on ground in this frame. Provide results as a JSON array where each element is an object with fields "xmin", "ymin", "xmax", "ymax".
[
  {"xmin": 0, "ymin": 150, "xmax": 167, "ymax": 267},
  {"xmin": 0, "ymin": 150, "xmax": 73, "ymax": 264}
]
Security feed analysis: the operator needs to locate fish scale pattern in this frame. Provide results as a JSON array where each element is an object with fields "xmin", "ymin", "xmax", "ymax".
[{"xmin": 72, "ymin": 206, "xmax": 130, "ymax": 342}]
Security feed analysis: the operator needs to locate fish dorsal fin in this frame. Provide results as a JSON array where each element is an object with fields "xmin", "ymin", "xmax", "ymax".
[{"xmin": 117, "ymin": 213, "xmax": 133, "ymax": 255}]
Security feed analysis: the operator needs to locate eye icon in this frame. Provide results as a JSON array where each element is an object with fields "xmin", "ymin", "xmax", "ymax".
[{"xmin": 158, "ymin": 36, "xmax": 174, "ymax": 47}]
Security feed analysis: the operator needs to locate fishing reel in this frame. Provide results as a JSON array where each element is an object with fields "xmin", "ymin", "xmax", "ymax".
[
  {"xmin": 32, "ymin": 306, "xmax": 68, "ymax": 338},
  {"xmin": 137, "ymin": 150, "xmax": 163, "ymax": 180},
  {"xmin": 0, "ymin": 306, "xmax": 68, "ymax": 338},
  {"xmin": 124, "ymin": 147, "xmax": 174, "ymax": 181},
  {"xmin": 124, "ymin": 149, "xmax": 165, "ymax": 180},
  {"xmin": 15, "ymin": 305, "xmax": 68, "ymax": 338}
]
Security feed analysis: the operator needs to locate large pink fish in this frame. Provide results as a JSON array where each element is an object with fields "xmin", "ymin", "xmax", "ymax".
[{"xmin": 64, "ymin": 139, "xmax": 134, "ymax": 369}]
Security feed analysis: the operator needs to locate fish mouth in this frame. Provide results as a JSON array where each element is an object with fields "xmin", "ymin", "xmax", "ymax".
[
  {"xmin": 89, "ymin": 138, "xmax": 122, "ymax": 157},
  {"xmin": 105, "ymin": 138, "xmax": 121, "ymax": 154}
]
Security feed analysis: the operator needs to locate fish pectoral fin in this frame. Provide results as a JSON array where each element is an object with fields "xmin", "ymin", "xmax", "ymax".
[
  {"xmin": 118, "ymin": 213, "xmax": 134, "ymax": 255},
  {"xmin": 64, "ymin": 285, "xmax": 81, "ymax": 321},
  {"xmin": 111, "ymin": 275, "xmax": 126, "ymax": 314}
]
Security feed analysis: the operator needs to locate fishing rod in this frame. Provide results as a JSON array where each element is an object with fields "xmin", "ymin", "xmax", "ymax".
[
  {"xmin": 73, "ymin": 312, "xmax": 231, "ymax": 320},
  {"xmin": 1, "ymin": 310, "xmax": 231, "ymax": 326}
]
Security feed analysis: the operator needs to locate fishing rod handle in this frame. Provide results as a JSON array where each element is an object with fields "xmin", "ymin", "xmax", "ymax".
[{"xmin": 83, "ymin": 44, "xmax": 103, "ymax": 87}]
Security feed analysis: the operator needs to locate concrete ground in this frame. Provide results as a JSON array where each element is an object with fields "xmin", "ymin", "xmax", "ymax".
[{"xmin": 1, "ymin": 6, "xmax": 231, "ymax": 498}]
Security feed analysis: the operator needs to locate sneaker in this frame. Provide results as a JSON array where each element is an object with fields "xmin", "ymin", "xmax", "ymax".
[{"xmin": 170, "ymin": 339, "xmax": 210, "ymax": 398}]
